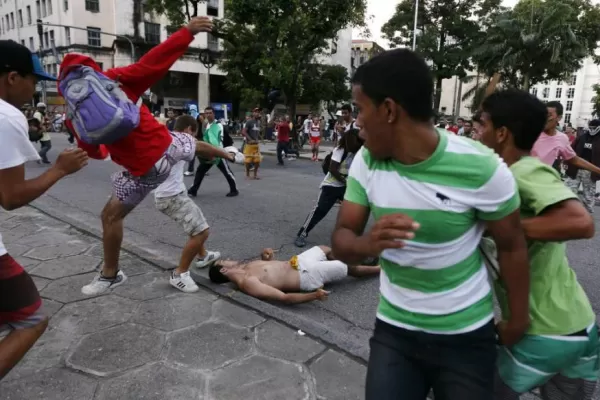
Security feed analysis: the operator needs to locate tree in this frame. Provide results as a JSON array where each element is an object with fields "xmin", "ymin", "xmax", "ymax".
[
  {"xmin": 382, "ymin": 0, "xmax": 502, "ymax": 111},
  {"xmin": 144, "ymin": 0, "xmax": 205, "ymax": 28},
  {"xmin": 473, "ymin": 0, "xmax": 600, "ymax": 90},
  {"xmin": 592, "ymin": 84, "xmax": 600, "ymax": 118},
  {"xmin": 299, "ymin": 64, "xmax": 351, "ymax": 114}
]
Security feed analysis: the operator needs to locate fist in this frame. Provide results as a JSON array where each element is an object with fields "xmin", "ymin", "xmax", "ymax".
[
  {"xmin": 364, "ymin": 213, "xmax": 420, "ymax": 256},
  {"xmin": 186, "ymin": 16, "xmax": 213, "ymax": 35},
  {"xmin": 261, "ymin": 248, "xmax": 274, "ymax": 261},
  {"xmin": 54, "ymin": 148, "xmax": 88, "ymax": 176},
  {"xmin": 315, "ymin": 288, "xmax": 329, "ymax": 301}
]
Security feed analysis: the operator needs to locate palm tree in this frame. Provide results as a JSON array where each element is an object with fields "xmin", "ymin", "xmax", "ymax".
[{"xmin": 460, "ymin": 73, "xmax": 505, "ymax": 113}]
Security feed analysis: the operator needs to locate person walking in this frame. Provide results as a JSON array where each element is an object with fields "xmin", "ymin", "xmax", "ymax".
[
  {"xmin": 188, "ymin": 106, "xmax": 239, "ymax": 197},
  {"xmin": 276, "ymin": 115, "xmax": 298, "ymax": 165}
]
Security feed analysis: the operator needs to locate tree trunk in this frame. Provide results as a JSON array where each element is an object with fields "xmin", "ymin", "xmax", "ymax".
[
  {"xmin": 522, "ymin": 73, "xmax": 530, "ymax": 91},
  {"xmin": 434, "ymin": 77, "xmax": 443, "ymax": 114}
]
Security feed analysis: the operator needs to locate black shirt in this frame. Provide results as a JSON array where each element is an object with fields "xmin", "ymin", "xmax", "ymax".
[{"xmin": 580, "ymin": 135, "xmax": 594, "ymax": 162}]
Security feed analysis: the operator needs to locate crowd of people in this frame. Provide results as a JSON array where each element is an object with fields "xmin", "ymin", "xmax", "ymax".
[{"xmin": 0, "ymin": 15, "xmax": 599, "ymax": 400}]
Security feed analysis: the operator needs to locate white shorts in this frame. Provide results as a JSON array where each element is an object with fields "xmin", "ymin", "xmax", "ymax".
[{"xmin": 297, "ymin": 246, "xmax": 348, "ymax": 291}]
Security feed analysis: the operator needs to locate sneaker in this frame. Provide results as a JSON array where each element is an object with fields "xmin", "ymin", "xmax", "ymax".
[
  {"xmin": 195, "ymin": 251, "xmax": 221, "ymax": 268},
  {"xmin": 170, "ymin": 271, "xmax": 200, "ymax": 293},
  {"xmin": 81, "ymin": 270, "xmax": 127, "ymax": 295},
  {"xmin": 226, "ymin": 190, "xmax": 239, "ymax": 197},
  {"xmin": 295, "ymin": 236, "xmax": 307, "ymax": 248},
  {"xmin": 184, "ymin": 171, "xmax": 194, "ymax": 176}
]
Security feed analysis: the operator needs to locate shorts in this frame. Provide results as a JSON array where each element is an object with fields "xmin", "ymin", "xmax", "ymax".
[
  {"xmin": 310, "ymin": 137, "xmax": 321, "ymax": 145},
  {"xmin": 496, "ymin": 324, "xmax": 600, "ymax": 397},
  {"xmin": 112, "ymin": 132, "xmax": 196, "ymax": 208},
  {"xmin": 296, "ymin": 246, "xmax": 347, "ymax": 291},
  {"xmin": 155, "ymin": 191, "xmax": 209, "ymax": 236},
  {"xmin": 0, "ymin": 254, "xmax": 45, "ymax": 334},
  {"xmin": 243, "ymin": 143, "xmax": 261, "ymax": 164}
]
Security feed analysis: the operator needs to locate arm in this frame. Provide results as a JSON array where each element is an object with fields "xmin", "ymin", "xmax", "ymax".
[
  {"xmin": 239, "ymin": 277, "xmax": 320, "ymax": 304},
  {"xmin": 241, "ymin": 122, "xmax": 249, "ymax": 141},
  {"xmin": 328, "ymin": 161, "xmax": 346, "ymax": 184},
  {"xmin": 0, "ymin": 165, "xmax": 65, "ymax": 211},
  {"xmin": 521, "ymin": 199, "xmax": 594, "ymax": 241},
  {"xmin": 196, "ymin": 141, "xmax": 233, "ymax": 161},
  {"xmin": 567, "ymin": 156, "xmax": 600, "ymax": 176}
]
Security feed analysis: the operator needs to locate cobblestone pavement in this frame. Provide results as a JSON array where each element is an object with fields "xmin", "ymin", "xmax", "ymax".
[{"xmin": 0, "ymin": 207, "xmax": 366, "ymax": 400}]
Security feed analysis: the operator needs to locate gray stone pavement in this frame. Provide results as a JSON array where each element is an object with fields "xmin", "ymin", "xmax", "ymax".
[{"xmin": 0, "ymin": 207, "xmax": 366, "ymax": 400}]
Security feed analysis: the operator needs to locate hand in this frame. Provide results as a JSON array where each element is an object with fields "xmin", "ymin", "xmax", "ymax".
[
  {"xmin": 186, "ymin": 16, "xmax": 213, "ymax": 35},
  {"xmin": 261, "ymin": 248, "xmax": 275, "ymax": 261},
  {"xmin": 53, "ymin": 148, "xmax": 88, "ymax": 176},
  {"xmin": 314, "ymin": 288, "xmax": 329, "ymax": 301},
  {"xmin": 363, "ymin": 213, "xmax": 420, "ymax": 256},
  {"xmin": 497, "ymin": 319, "xmax": 529, "ymax": 347}
]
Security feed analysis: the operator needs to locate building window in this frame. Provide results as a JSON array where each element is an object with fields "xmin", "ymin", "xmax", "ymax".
[
  {"xmin": 166, "ymin": 25, "xmax": 177, "ymax": 37},
  {"xmin": 17, "ymin": 9, "xmax": 22, "ymax": 27},
  {"xmin": 41, "ymin": 0, "xmax": 46, "ymax": 17},
  {"xmin": 144, "ymin": 22, "xmax": 160, "ymax": 44},
  {"xmin": 564, "ymin": 113, "xmax": 571, "ymax": 124},
  {"xmin": 43, "ymin": 31, "xmax": 48, "ymax": 48},
  {"xmin": 26, "ymin": 6, "xmax": 31, "ymax": 24},
  {"xmin": 29, "ymin": 36, "xmax": 34, "ymax": 50},
  {"xmin": 1, "ymin": 19, "xmax": 4, "ymax": 34},
  {"xmin": 555, "ymin": 88, "xmax": 562, "ymax": 99},
  {"xmin": 567, "ymin": 88, "xmax": 575, "ymax": 99},
  {"xmin": 207, "ymin": 32, "xmax": 219, "ymax": 51},
  {"xmin": 20, "ymin": 39, "xmax": 25, "ymax": 46},
  {"xmin": 566, "ymin": 100, "xmax": 573, "ymax": 112},
  {"xmin": 65, "ymin": 27, "xmax": 70, "ymax": 45},
  {"xmin": 542, "ymin": 87, "xmax": 549, "ymax": 99},
  {"xmin": 63, "ymin": 0, "xmax": 67, "ymax": 11},
  {"xmin": 36, "ymin": 0, "xmax": 40, "ymax": 18},
  {"xmin": 5, "ymin": 15, "xmax": 8, "ymax": 31},
  {"xmin": 47, "ymin": 0, "xmax": 52, "ymax": 15},
  {"xmin": 85, "ymin": 0, "xmax": 99, "ymax": 12},
  {"xmin": 568, "ymin": 75, "xmax": 577, "ymax": 86},
  {"xmin": 9, "ymin": 12, "xmax": 14, "ymax": 29},
  {"xmin": 49, "ymin": 30, "xmax": 54, "ymax": 47},
  {"xmin": 207, "ymin": 0, "xmax": 218, "ymax": 17},
  {"xmin": 532, "ymin": 87, "xmax": 538, "ymax": 96},
  {"xmin": 87, "ymin": 26, "xmax": 101, "ymax": 46}
]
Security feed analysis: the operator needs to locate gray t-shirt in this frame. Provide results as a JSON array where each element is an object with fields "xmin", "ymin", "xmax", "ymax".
[{"xmin": 245, "ymin": 119, "xmax": 260, "ymax": 141}]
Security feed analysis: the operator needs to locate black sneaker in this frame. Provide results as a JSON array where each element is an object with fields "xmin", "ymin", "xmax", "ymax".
[
  {"xmin": 295, "ymin": 236, "xmax": 307, "ymax": 248},
  {"xmin": 226, "ymin": 191, "xmax": 239, "ymax": 197}
]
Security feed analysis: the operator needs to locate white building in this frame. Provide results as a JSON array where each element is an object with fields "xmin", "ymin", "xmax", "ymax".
[{"xmin": 350, "ymin": 39, "xmax": 384, "ymax": 75}]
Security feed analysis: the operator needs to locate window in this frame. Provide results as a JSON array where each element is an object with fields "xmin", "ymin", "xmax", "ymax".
[
  {"xmin": 29, "ymin": 36, "xmax": 34, "ymax": 50},
  {"xmin": 63, "ymin": 0, "xmax": 67, "ymax": 11},
  {"xmin": 207, "ymin": 0, "xmax": 218, "ymax": 16},
  {"xmin": 87, "ymin": 26, "xmax": 101, "ymax": 46},
  {"xmin": 43, "ymin": 31, "xmax": 48, "ymax": 48},
  {"xmin": 47, "ymin": 0, "xmax": 52, "ymax": 15},
  {"xmin": 207, "ymin": 32, "xmax": 219, "ymax": 51},
  {"xmin": 566, "ymin": 100, "xmax": 573, "ymax": 112},
  {"xmin": 568, "ymin": 75, "xmax": 577, "ymax": 86},
  {"xmin": 20, "ymin": 39, "xmax": 25, "ymax": 46},
  {"xmin": 41, "ymin": 0, "xmax": 46, "ymax": 17},
  {"xmin": 49, "ymin": 30, "xmax": 54, "ymax": 47},
  {"xmin": 65, "ymin": 27, "xmax": 70, "ymax": 45},
  {"xmin": 567, "ymin": 88, "xmax": 575, "ymax": 99},
  {"xmin": 1, "ymin": 19, "xmax": 3, "ymax": 34},
  {"xmin": 532, "ymin": 87, "xmax": 538, "ymax": 96},
  {"xmin": 4, "ymin": 15, "xmax": 8, "ymax": 31},
  {"xmin": 144, "ymin": 22, "xmax": 160, "ymax": 44},
  {"xmin": 564, "ymin": 113, "xmax": 571, "ymax": 124},
  {"xmin": 9, "ymin": 12, "xmax": 14, "ymax": 29},
  {"xmin": 555, "ymin": 88, "xmax": 562, "ymax": 99},
  {"xmin": 36, "ymin": 0, "xmax": 40, "ymax": 18},
  {"xmin": 85, "ymin": 0, "xmax": 99, "ymax": 12},
  {"xmin": 26, "ymin": 6, "xmax": 31, "ymax": 24},
  {"xmin": 542, "ymin": 87, "xmax": 549, "ymax": 99},
  {"xmin": 166, "ymin": 25, "xmax": 177, "ymax": 37},
  {"xmin": 17, "ymin": 9, "xmax": 22, "ymax": 27}
]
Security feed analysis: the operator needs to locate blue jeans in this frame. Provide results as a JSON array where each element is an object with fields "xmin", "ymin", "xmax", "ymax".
[{"xmin": 366, "ymin": 319, "xmax": 496, "ymax": 400}]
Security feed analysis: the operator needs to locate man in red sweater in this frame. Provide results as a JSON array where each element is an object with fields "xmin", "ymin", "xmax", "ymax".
[{"xmin": 61, "ymin": 17, "xmax": 236, "ymax": 296}]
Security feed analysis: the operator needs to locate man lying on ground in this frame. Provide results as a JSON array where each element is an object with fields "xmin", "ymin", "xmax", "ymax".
[{"xmin": 208, "ymin": 246, "xmax": 380, "ymax": 304}]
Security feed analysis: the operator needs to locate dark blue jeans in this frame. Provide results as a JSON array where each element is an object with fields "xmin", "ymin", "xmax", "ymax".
[{"xmin": 366, "ymin": 319, "xmax": 496, "ymax": 400}]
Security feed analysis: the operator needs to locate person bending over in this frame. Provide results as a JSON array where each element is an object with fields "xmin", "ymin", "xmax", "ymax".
[{"xmin": 208, "ymin": 246, "xmax": 380, "ymax": 304}]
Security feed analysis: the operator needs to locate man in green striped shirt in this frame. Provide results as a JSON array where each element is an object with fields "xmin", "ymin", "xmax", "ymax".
[{"xmin": 331, "ymin": 49, "xmax": 531, "ymax": 400}]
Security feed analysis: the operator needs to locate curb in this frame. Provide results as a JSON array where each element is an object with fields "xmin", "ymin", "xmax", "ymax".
[{"xmin": 28, "ymin": 200, "xmax": 369, "ymax": 363}]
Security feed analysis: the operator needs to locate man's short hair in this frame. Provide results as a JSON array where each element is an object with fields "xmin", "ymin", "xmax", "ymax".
[
  {"xmin": 351, "ymin": 49, "xmax": 433, "ymax": 122},
  {"xmin": 209, "ymin": 264, "xmax": 230, "ymax": 284},
  {"xmin": 472, "ymin": 111, "xmax": 482, "ymax": 123},
  {"xmin": 457, "ymin": 117, "xmax": 465, "ymax": 123},
  {"xmin": 482, "ymin": 89, "xmax": 547, "ymax": 152},
  {"xmin": 341, "ymin": 104, "xmax": 352, "ymax": 113},
  {"xmin": 174, "ymin": 115, "xmax": 198, "ymax": 132},
  {"xmin": 204, "ymin": 106, "xmax": 214, "ymax": 112},
  {"xmin": 546, "ymin": 101, "xmax": 563, "ymax": 117}
]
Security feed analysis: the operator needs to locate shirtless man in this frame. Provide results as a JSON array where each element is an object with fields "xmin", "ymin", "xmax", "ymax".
[{"xmin": 208, "ymin": 246, "xmax": 380, "ymax": 304}]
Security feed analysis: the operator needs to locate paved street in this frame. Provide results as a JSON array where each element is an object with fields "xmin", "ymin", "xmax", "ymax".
[
  {"xmin": 7, "ymin": 132, "xmax": 600, "ymax": 400},
  {"xmin": 0, "ymin": 206, "xmax": 366, "ymax": 399}
]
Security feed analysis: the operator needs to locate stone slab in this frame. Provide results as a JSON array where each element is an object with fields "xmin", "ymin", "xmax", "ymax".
[
  {"xmin": 211, "ymin": 299, "xmax": 265, "ymax": 328},
  {"xmin": 40, "ymin": 298, "xmax": 64, "ymax": 319},
  {"xmin": 95, "ymin": 362, "xmax": 206, "ymax": 400},
  {"xmin": 256, "ymin": 320, "xmax": 325, "ymax": 363},
  {"xmin": 132, "ymin": 295, "xmax": 213, "ymax": 332},
  {"xmin": 310, "ymin": 350, "xmax": 366, "ymax": 400},
  {"xmin": 50, "ymin": 295, "xmax": 138, "ymax": 335},
  {"xmin": 32, "ymin": 276, "xmax": 52, "ymax": 291},
  {"xmin": 67, "ymin": 323, "xmax": 165, "ymax": 377},
  {"xmin": 40, "ymin": 272, "xmax": 108, "ymax": 303},
  {"xmin": 18, "ymin": 231, "xmax": 84, "ymax": 247},
  {"xmin": 0, "ymin": 367, "xmax": 97, "ymax": 400},
  {"xmin": 209, "ymin": 355, "xmax": 310, "ymax": 400},
  {"xmin": 112, "ymin": 272, "xmax": 175, "ymax": 301},
  {"xmin": 166, "ymin": 321, "xmax": 253, "ymax": 370},
  {"xmin": 29, "ymin": 254, "xmax": 101, "ymax": 279},
  {"xmin": 24, "ymin": 242, "xmax": 90, "ymax": 261}
]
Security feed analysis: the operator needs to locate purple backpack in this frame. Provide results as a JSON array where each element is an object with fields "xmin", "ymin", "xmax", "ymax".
[{"xmin": 59, "ymin": 65, "xmax": 140, "ymax": 145}]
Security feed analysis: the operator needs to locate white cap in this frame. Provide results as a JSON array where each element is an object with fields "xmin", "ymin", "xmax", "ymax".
[{"xmin": 37, "ymin": 102, "xmax": 46, "ymax": 108}]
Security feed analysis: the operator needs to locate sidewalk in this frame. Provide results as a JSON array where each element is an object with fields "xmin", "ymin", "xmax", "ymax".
[
  {"xmin": 0, "ymin": 207, "xmax": 366, "ymax": 400},
  {"xmin": 233, "ymin": 138, "xmax": 335, "ymax": 161}
]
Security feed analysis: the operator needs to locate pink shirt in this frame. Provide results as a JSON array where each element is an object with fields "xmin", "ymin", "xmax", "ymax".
[{"xmin": 531, "ymin": 131, "xmax": 576, "ymax": 166}]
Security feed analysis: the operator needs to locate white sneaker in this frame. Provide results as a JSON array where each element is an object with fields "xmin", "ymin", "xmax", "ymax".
[
  {"xmin": 81, "ymin": 270, "xmax": 127, "ymax": 295},
  {"xmin": 170, "ymin": 271, "xmax": 200, "ymax": 293},
  {"xmin": 184, "ymin": 171, "xmax": 194, "ymax": 176},
  {"xmin": 195, "ymin": 251, "xmax": 221, "ymax": 268}
]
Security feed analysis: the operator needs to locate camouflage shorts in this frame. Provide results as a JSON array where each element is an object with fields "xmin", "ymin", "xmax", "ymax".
[{"xmin": 155, "ymin": 192, "xmax": 209, "ymax": 236}]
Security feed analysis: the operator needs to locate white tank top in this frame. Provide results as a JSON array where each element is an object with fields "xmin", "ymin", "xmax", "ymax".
[{"xmin": 310, "ymin": 122, "xmax": 321, "ymax": 137}]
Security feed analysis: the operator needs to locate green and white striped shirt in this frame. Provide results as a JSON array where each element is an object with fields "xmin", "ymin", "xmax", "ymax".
[{"xmin": 345, "ymin": 130, "xmax": 520, "ymax": 334}]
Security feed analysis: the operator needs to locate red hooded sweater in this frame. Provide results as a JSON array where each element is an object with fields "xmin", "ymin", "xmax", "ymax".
[{"xmin": 60, "ymin": 27, "xmax": 195, "ymax": 176}]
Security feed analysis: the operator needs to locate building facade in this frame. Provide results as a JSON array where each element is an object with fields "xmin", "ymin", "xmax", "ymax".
[{"xmin": 351, "ymin": 39, "xmax": 384, "ymax": 75}]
